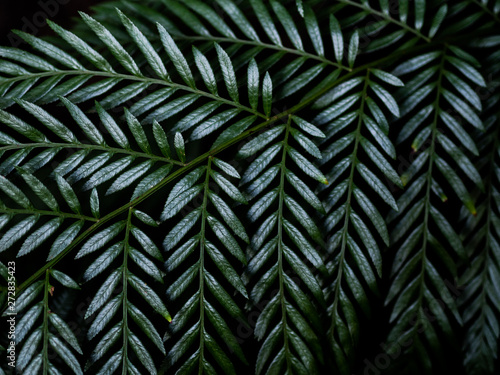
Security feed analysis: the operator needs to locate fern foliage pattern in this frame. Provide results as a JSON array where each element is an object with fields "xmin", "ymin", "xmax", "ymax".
[
  {"xmin": 384, "ymin": 46, "xmax": 486, "ymax": 373},
  {"xmin": 0, "ymin": 0, "xmax": 499, "ymax": 374}
]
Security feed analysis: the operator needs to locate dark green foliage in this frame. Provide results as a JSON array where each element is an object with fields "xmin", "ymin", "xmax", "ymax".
[{"xmin": 0, "ymin": 1, "xmax": 499, "ymax": 374}]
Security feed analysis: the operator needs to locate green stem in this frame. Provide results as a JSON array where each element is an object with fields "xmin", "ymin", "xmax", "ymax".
[
  {"xmin": 337, "ymin": 0, "xmax": 431, "ymax": 43},
  {"xmin": 41, "ymin": 269, "xmax": 50, "ymax": 375},
  {"xmin": 329, "ymin": 69, "xmax": 370, "ymax": 338},
  {"xmin": 470, "ymin": 0, "xmax": 500, "ymax": 24},
  {"xmin": 174, "ymin": 35, "xmax": 350, "ymax": 71},
  {"xmin": 414, "ymin": 49, "xmax": 447, "ymax": 338},
  {"xmin": 0, "ymin": 208, "xmax": 97, "ymax": 222},
  {"xmin": 0, "ymin": 143, "xmax": 184, "ymax": 166},
  {"xmin": 0, "ymin": 70, "xmax": 266, "ymax": 119},
  {"xmin": 121, "ymin": 207, "xmax": 133, "ymax": 374},
  {"xmin": 198, "ymin": 157, "xmax": 212, "ymax": 373},
  {"xmin": 6, "ymin": 39, "xmax": 448, "ymax": 302},
  {"xmin": 277, "ymin": 116, "xmax": 292, "ymax": 371}
]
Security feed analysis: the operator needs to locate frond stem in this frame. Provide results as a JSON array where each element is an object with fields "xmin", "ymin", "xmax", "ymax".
[
  {"xmin": 337, "ymin": 0, "xmax": 431, "ymax": 42},
  {"xmin": 0, "ymin": 208, "xmax": 98, "ymax": 222},
  {"xmin": 414, "ymin": 49, "xmax": 447, "ymax": 339},
  {"xmin": 0, "ymin": 143, "xmax": 185, "ymax": 166},
  {"xmin": 121, "ymin": 207, "xmax": 133, "ymax": 373},
  {"xmin": 10, "ymin": 41, "xmax": 438, "ymax": 300},
  {"xmin": 277, "ymin": 115, "xmax": 292, "ymax": 371},
  {"xmin": 174, "ymin": 35, "xmax": 350, "ymax": 71},
  {"xmin": 41, "ymin": 269, "xmax": 50, "ymax": 375},
  {"xmin": 198, "ymin": 157, "xmax": 212, "ymax": 372},
  {"xmin": 1, "ymin": 70, "xmax": 267, "ymax": 119},
  {"xmin": 329, "ymin": 69, "xmax": 370, "ymax": 336}
]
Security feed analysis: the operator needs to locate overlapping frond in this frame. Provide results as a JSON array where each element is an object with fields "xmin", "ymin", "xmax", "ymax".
[
  {"xmin": 241, "ymin": 114, "xmax": 327, "ymax": 374},
  {"xmin": 384, "ymin": 46, "xmax": 487, "ymax": 372},
  {"xmin": 458, "ymin": 61, "xmax": 500, "ymax": 375},
  {"xmin": 312, "ymin": 48, "xmax": 403, "ymax": 373},
  {"xmin": 161, "ymin": 157, "xmax": 249, "ymax": 374},
  {"xmin": 7, "ymin": 269, "xmax": 82, "ymax": 374},
  {"xmin": 0, "ymin": 99, "xmax": 182, "ymax": 259},
  {"xmin": 76, "ymin": 208, "xmax": 169, "ymax": 374}
]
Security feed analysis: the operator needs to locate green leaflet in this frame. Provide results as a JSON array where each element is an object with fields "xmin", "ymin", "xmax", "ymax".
[
  {"xmin": 270, "ymin": 0, "xmax": 303, "ymax": 50},
  {"xmin": 157, "ymin": 24, "xmax": 194, "ymax": 86},
  {"xmin": 119, "ymin": 10, "xmax": 169, "ymax": 80},
  {"xmin": 215, "ymin": 43, "xmax": 239, "ymax": 103},
  {"xmin": 79, "ymin": 11, "xmax": 141, "ymax": 76},
  {"xmin": 193, "ymin": 46, "xmax": 218, "ymax": 95}
]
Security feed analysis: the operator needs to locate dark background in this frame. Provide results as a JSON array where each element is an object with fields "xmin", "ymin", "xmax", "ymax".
[{"xmin": 0, "ymin": 0, "xmax": 103, "ymax": 47}]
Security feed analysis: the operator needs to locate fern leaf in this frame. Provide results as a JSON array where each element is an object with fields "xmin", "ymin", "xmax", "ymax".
[
  {"xmin": 160, "ymin": 156, "xmax": 249, "ymax": 373},
  {"xmin": 82, "ymin": 208, "xmax": 169, "ymax": 374},
  {"xmin": 459, "ymin": 68, "xmax": 500, "ymax": 375},
  {"xmin": 242, "ymin": 115, "xmax": 326, "ymax": 374},
  {"xmin": 1, "ymin": 2, "xmax": 499, "ymax": 375},
  {"xmin": 385, "ymin": 45, "xmax": 486, "ymax": 372},
  {"xmin": 13, "ymin": 270, "xmax": 83, "ymax": 374},
  {"xmin": 314, "ymin": 65, "xmax": 401, "ymax": 373}
]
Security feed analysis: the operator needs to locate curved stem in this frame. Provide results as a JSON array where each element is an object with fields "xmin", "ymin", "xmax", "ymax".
[
  {"xmin": 277, "ymin": 116, "xmax": 292, "ymax": 371},
  {"xmin": 121, "ymin": 207, "xmax": 133, "ymax": 373},
  {"xmin": 0, "ymin": 207, "xmax": 97, "ymax": 222},
  {"xmin": 337, "ymin": 0, "xmax": 431, "ymax": 42},
  {"xmin": 329, "ymin": 69, "xmax": 370, "ymax": 339},
  {"xmin": 197, "ymin": 157, "xmax": 211, "ymax": 374},
  {"xmin": 470, "ymin": 0, "xmax": 500, "ymax": 24},
  {"xmin": 174, "ymin": 35, "xmax": 349, "ymax": 71},
  {"xmin": 0, "ymin": 143, "xmax": 184, "ymax": 166},
  {"xmin": 0, "ymin": 70, "xmax": 267, "ymax": 120}
]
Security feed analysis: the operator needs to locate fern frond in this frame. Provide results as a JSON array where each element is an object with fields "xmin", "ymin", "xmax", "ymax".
[
  {"xmin": 0, "ymin": 100, "xmax": 180, "ymax": 258},
  {"xmin": 10, "ymin": 269, "xmax": 82, "ymax": 374},
  {"xmin": 161, "ymin": 156, "xmax": 249, "ymax": 374},
  {"xmin": 459, "ymin": 119, "xmax": 500, "ymax": 375},
  {"xmin": 78, "ymin": 208, "xmax": 169, "ymax": 374},
  {"xmin": 0, "ymin": 0, "xmax": 354, "ymax": 119},
  {"xmin": 32, "ymin": 0, "xmax": 355, "ymax": 115},
  {"xmin": 241, "ymin": 113, "xmax": 327, "ymax": 374},
  {"xmin": 0, "ymin": 10, "xmax": 267, "ymax": 131},
  {"xmin": 459, "ymin": 61, "xmax": 500, "ymax": 375},
  {"xmin": 385, "ymin": 45, "xmax": 487, "ymax": 372},
  {"xmin": 313, "ymin": 57, "xmax": 403, "ymax": 372}
]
